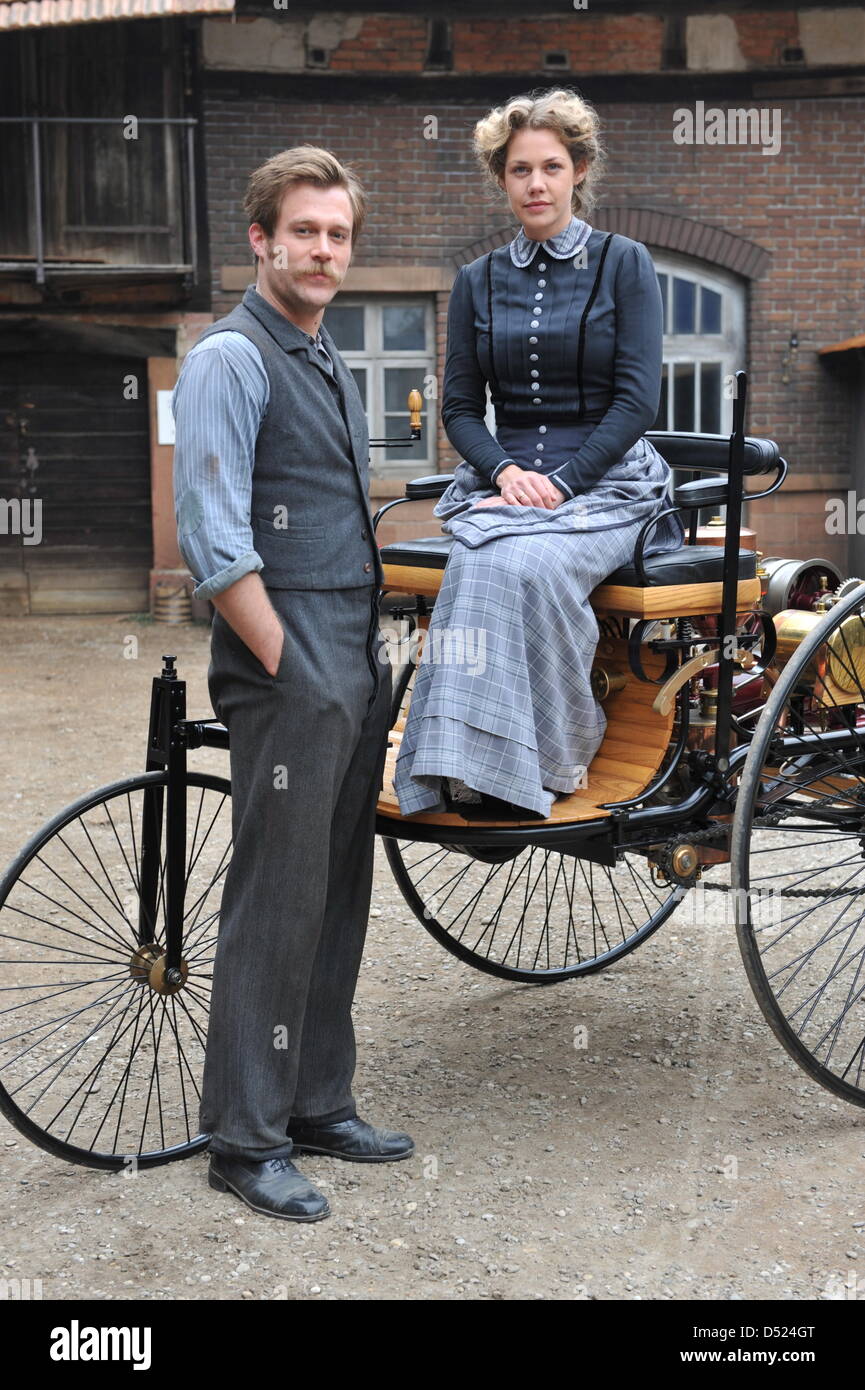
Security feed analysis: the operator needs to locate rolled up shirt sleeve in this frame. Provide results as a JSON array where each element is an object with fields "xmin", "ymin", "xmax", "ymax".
[
  {"xmin": 171, "ymin": 332, "xmax": 269, "ymax": 602},
  {"xmin": 548, "ymin": 240, "xmax": 663, "ymax": 499},
  {"xmin": 441, "ymin": 265, "xmax": 517, "ymax": 486}
]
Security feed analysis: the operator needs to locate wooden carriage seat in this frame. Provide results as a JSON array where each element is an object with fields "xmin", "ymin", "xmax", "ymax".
[
  {"xmin": 379, "ymin": 533, "xmax": 760, "ymax": 619},
  {"xmin": 376, "ymin": 530, "xmax": 739, "ymax": 825},
  {"xmin": 376, "ymin": 431, "xmax": 773, "ymax": 824}
]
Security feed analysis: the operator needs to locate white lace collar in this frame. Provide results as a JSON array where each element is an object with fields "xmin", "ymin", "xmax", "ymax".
[{"xmin": 509, "ymin": 214, "xmax": 593, "ymax": 267}]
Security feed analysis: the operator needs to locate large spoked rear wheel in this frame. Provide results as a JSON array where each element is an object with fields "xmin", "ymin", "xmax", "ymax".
[
  {"xmin": 732, "ymin": 584, "xmax": 865, "ymax": 1106},
  {"xmin": 0, "ymin": 771, "xmax": 231, "ymax": 1168},
  {"xmin": 383, "ymin": 836, "xmax": 682, "ymax": 983}
]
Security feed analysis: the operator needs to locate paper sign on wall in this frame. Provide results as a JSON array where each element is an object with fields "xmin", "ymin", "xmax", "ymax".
[{"xmin": 157, "ymin": 390, "xmax": 176, "ymax": 446}]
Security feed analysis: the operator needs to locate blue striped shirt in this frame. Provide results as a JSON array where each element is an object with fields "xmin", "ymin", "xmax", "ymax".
[{"xmin": 171, "ymin": 326, "xmax": 335, "ymax": 602}]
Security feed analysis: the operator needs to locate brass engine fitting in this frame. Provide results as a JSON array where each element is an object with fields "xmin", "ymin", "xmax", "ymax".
[
  {"xmin": 772, "ymin": 606, "xmax": 865, "ymax": 698},
  {"xmin": 591, "ymin": 666, "xmax": 628, "ymax": 701},
  {"xmin": 812, "ymin": 574, "xmax": 838, "ymax": 614}
]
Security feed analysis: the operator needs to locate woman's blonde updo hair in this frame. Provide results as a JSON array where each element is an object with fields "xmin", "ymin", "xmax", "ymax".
[{"xmin": 473, "ymin": 87, "xmax": 605, "ymax": 220}]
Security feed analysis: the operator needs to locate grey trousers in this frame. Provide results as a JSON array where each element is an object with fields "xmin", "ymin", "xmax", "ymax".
[{"xmin": 200, "ymin": 584, "xmax": 392, "ymax": 1161}]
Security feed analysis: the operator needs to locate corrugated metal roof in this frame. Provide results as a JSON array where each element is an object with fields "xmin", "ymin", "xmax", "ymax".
[{"xmin": 0, "ymin": 0, "xmax": 234, "ymax": 29}]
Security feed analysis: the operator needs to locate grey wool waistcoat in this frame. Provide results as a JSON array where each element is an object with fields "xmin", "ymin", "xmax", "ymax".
[{"xmin": 195, "ymin": 284, "xmax": 384, "ymax": 590}]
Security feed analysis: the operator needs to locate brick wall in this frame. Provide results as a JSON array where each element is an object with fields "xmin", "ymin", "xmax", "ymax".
[
  {"xmin": 202, "ymin": 88, "xmax": 863, "ymax": 560},
  {"xmin": 200, "ymin": 0, "xmax": 865, "ymax": 564}
]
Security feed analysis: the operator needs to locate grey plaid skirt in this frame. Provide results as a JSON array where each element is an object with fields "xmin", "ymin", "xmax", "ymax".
[{"xmin": 392, "ymin": 435, "xmax": 685, "ymax": 818}]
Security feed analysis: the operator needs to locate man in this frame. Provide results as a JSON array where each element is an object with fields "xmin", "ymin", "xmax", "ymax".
[{"xmin": 171, "ymin": 146, "xmax": 413, "ymax": 1223}]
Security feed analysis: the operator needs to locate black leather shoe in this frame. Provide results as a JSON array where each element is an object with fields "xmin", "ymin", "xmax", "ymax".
[
  {"xmin": 447, "ymin": 791, "xmax": 547, "ymax": 821},
  {"xmin": 286, "ymin": 1115, "xmax": 415, "ymax": 1163},
  {"xmin": 208, "ymin": 1151, "xmax": 330, "ymax": 1220}
]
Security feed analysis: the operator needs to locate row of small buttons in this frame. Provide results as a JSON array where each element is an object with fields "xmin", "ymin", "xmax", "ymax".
[{"xmin": 531, "ymin": 262, "xmax": 547, "ymax": 464}]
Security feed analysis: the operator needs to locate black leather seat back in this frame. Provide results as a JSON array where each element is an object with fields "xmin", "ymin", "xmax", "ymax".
[{"xmin": 646, "ymin": 431, "xmax": 779, "ymax": 476}]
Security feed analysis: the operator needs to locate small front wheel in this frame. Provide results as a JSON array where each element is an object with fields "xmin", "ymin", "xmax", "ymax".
[{"xmin": 0, "ymin": 771, "xmax": 232, "ymax": 1168}]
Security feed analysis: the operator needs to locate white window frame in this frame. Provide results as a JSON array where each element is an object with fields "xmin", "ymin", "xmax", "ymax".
[
  {"xmin": 323, "ymin": 296, "xmax": 436, "ymax": 479},
  {"xmin": 650, "ymin": 251, "xmax": 746, "ymax": 436}
]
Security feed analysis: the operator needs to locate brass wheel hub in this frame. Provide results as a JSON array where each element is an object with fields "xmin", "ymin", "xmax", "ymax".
[{"xmin": 129, "ymin": 945, "xmax": 189, "ymax": 994}]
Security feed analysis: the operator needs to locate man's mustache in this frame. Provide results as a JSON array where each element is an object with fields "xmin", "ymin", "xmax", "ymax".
[{"xmin": 294, "ymin": 265, "xmax": 340, "ymax": 281}]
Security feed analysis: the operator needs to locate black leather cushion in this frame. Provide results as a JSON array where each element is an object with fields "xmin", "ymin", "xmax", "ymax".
[
  {"xmin": 380, "ymin": 536, "xmax": 757, "ymax": 587},
  {"xmin": 605, "ymin": 545, "xmax": 756, "ymax": 586},
  {"xmin": 673, "ymin": 475, "xmax": 733, "ymax": 509},
  {"xmin": 405, "ymin": 474, "xmax": 455, "ymax": 500},
  {"xmin": 381, "ymin": 536, "xmax": 452, "ymax": 568}
]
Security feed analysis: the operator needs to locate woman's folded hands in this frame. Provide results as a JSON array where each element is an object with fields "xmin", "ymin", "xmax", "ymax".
[{"xmin": 471, "ymin": 463, "xmax": 566, "ymax": 510}]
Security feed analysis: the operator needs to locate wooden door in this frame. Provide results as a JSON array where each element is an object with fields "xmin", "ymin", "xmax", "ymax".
[{"xmin": 0, "ymin": 354, "xmax": 152, "ymax": 613}]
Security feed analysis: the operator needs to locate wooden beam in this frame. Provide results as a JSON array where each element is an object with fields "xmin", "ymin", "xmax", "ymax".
[{"xmin": 148, "ymin": 356, "xmax": 182, "ymax": 575}]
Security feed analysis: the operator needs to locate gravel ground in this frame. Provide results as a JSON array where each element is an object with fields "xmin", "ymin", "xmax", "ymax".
[{"xmin": 0, "ymin": 612, "xmax": 863, "ymax": 1303}]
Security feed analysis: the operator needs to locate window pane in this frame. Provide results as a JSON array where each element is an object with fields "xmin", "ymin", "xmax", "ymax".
[
  {"xmin": 653, "ymin": 362, "xmax": 668, "ymax": 431},
  {"xmin": 385, "ymin": 414, "xmax": 428, "ymax": 463},
  {"xmin": 673, "ymin": 278, "xmax": 696, "ymax": 334},
  {"xmin": 656, "ymin": 273, "xmax": 668, "ymax": 335},
  {"xmin": 382, "ymin": 305, "xmax": 426, "ymax": 351},
  {"xmin": 700, "ymin": 362, "xmax": 722, "ymax": 433},
  {"xmin": 384, "ymin": 367, "xmax": 426, "ymax": 412},
  {"xmin": 324, "ymin": 305, "xmax": 365, "ymax": 350},
  {"xmin": 700, "ymin": 286, "xmax": 722, "ymax": 334},
  {"xmin": 350, "ymin": 367, "xmax": 367, "ymax": 409},
  {"xmin": 384, "ymin": 368, "xmax": 428, "ymax": 461},
  {"xmin": 673, "ymin": 362, "xmax": 695, "ymax": 431}
]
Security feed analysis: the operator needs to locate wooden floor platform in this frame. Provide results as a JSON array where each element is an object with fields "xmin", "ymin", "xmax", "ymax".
[{"xmin": 376, "ymin": 637, "xmax": 675, "ymax": 827}]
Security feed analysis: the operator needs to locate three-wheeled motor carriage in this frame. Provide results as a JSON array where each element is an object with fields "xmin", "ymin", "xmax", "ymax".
[{"xmin": 1, "ymin": 369, "xmax": 864, "ymax": 1171}]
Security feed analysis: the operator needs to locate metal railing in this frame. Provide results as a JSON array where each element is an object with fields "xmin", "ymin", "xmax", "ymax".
[{"xmin": 0, "ymin": 116, "xmax": 198, "ymax": 286}]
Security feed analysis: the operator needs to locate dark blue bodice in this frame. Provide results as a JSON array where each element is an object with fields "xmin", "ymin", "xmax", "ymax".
[{"xmin": 441, "ymin": 222, "xmax": 663, "ymax": 499}]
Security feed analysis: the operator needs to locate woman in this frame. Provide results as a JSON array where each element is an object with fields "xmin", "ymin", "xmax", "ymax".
[{"xmin": 393, "ymin": 88, "xmax": 685, "ymax": 821}]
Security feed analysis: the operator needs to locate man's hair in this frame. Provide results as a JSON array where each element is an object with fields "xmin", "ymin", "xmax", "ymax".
[{"xmin": 243, "ymin": 146, "xmax": 367, "ymax": 264}]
